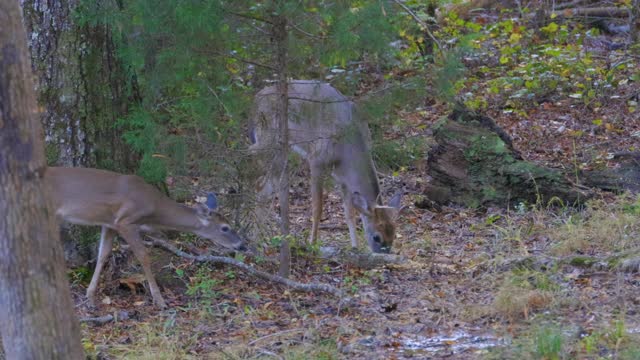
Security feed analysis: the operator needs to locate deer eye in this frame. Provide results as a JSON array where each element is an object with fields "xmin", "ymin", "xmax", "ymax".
[
  {"xmin": 373, "ymin": 234, "xmax": 382, "ymax": 243},
  {"xmin": 221, "ymin": 225, "xmax": 230, "ymax": 233}
]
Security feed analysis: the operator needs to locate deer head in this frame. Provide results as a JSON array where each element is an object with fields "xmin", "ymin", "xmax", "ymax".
[
  {"xmin": 352, "ymin": 191, "xmax": 402, "ymax": 253},
  {"xmin": 194, "ymin": 193, "xmax": 247, "ymax": 251}
]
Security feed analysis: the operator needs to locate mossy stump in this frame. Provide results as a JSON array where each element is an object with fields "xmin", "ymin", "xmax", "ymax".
[{"xmin": 422, "ymin": 107, "xmax": 592, "ymax": 208}]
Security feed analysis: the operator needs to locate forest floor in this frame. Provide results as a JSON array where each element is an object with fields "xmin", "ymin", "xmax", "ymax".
[{"xmin": 72, "ymin": 8, "xmax": 640, "ymax": 360}]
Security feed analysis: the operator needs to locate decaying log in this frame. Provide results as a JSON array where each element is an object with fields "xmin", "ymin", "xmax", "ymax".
[
  {"xmin": 554, "ymin": 7, "xmax": 631, "ymax": 19},
  {"xmin": 581, "ymin": 153, "xmax": 640, "ymax": 193},
  {"xmin": 422, "ymin": 106, "xmax": 592, "ymax": 208}
]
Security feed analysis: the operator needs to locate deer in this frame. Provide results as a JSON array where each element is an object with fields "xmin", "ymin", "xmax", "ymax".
[
  {"xmin": 44, "ymin": 167, "xmax": 247, "ymax": 309},
  {"xmin": 249, "ymin": 80, "xmax": 402, "ymax": 253}
]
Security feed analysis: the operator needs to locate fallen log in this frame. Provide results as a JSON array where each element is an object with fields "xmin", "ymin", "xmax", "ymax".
[
  {"xmin": 422, "ymin": 106, "xmax": 593, "ymax": 208},
  {"xmin": 581, "ymin": 152, "xmax": 640, "ymax": 193},
  {"xmin": 554, "ymin": 7, "xmax": 631, "ymax": 19}
]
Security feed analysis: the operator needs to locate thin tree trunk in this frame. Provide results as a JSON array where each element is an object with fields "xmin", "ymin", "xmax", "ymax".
[
  {"xmin": 273, "ymin": 8, "xmax": 291, "ymax": 278},
  {"xmin": 0, "ymin": 1, "xmax": 83, "ymax": 358},
  {"xmin": 631, "ymin": 0, "xmax": 640, "ymax": 43}
]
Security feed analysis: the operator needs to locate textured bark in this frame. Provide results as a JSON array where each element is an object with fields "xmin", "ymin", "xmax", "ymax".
[
  {"xmin": 21, "ymin": 0, "xmax": 135, "ymax": 170},
  {"xmin": 0, "ymin": 2, "xmax": 83, "ymax": 359}
]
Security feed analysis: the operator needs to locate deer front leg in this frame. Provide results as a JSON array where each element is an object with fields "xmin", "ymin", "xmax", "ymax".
[
  {"xmin": 308, "ymin": 165, "xmax": 323, "ymax": 245},
  {"xmin": 87, "ymin": 226, "xmax": 115, "ymax": 306},
  {"xmin": 117, "ymin": 225, "xmax": 167, "ymax": 309},
  {"xmin": 342, "ymin": 186, "xmax": 359, "ymax": 248}
]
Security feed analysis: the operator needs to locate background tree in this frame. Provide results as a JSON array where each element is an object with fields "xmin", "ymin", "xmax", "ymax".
[
  {"xmin": 0, "ymin": 1, "xmax": 84, "ymax": 358},
  {"xmin": 22, "ymin": 0, "xmax": 136, "ymax": 170}
]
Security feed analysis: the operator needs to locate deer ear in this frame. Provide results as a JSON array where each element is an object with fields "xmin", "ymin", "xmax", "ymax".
[
  {"xmin": 388, "ymin": 190, "xmax": 403, "ymax": 209},
  {"xmin": 351, "ymin": 191, "xmax": 372, "ymax": 216},
  {"xmin": 206, "ymin": 193, "xmax": 218, "ymax": 210},
  {"xmin": 195, "ymin": 203, "xmax": 211, "ymax": 217}
]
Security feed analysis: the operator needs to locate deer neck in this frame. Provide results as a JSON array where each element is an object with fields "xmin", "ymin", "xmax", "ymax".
[
  {"xmin": 335, "ymin": 150, "xmax": 380, "ymax": 204},
  {"xmin": 148, "ymin": 198, "xmax": 203, "ymax": 232}
]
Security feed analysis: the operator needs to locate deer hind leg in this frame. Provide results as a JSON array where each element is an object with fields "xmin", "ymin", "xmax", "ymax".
[
  {"xmin": 117, "ymin": 225, "xmax": 167, "ymax": 309},
  {"xmin": 341, "ymin": 186, "xmax": 359, "ymax": 248},
  {"xmin": 87, "ymin": 226, "xmax": 115, "ymax": 306},
  {"xmin": 308, "ymin": 165, "xmax": 324, "ymax": 245}
]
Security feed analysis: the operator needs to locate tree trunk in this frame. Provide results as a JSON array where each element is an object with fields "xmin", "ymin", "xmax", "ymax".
[
  {"xmin": 0, "ymin": 2, "xmax": 84, "ymax": 358},
  {"xmin": 273, "ymin": 9, "xmax": 291, "ymax": 278},
  {"xmin": 21, "ymin": 0, "xmax": 136, "ymax": 170}
]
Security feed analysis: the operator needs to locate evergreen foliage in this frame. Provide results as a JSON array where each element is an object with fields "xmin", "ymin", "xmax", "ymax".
[{"xmin": 74, "ymin": 0, "xmax": 431, "ymax": 181}]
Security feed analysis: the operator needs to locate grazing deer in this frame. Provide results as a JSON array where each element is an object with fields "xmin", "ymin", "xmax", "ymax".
[
  {"xmin": 45, "ymin": 167, "xmax": 247, "ymax": 308},
  {"xmin": 249, "ymin": 80, "xmax": 402, "ymax": 253}
]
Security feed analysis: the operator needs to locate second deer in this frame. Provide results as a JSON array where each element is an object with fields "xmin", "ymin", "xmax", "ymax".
[
  {"xmin": 45, "ymin": 167, "xmax": 247, "ymax": 308},
  {"xmin": 250, "ymin": 80, "xmax": 402, "ymax": 253}
]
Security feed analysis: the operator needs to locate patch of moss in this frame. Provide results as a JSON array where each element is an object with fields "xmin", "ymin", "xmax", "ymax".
[{"xmin": 568, "ymin": 256, "xmax": 597, "ymax": 267}]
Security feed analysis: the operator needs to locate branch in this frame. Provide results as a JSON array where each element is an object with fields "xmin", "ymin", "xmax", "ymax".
[
  {"xmin": 150, "ymin": 238, "xmax": 346, "ymax": 298},
  {"xmin": 206, "ymin": 50, "xmax": 277, "ymax": 71},
  {"xmin": 79, "ymin": 311, "xmax": 129, "ymax": 326},
  {"xmin": 390, "ymin": 0, "xmax": 441, "ymax": 54},
  {"xmin": 224, "ymin": 9, "xmax": 272, "ymax": 24},
  {"xmin": 289, "ymin": 22, "xmax": 326, "ymax": 39}
]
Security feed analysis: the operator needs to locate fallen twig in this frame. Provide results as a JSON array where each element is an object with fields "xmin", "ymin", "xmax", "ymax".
[
  {"xmin": 79, "ymin": 311, "xmax": 129, "ymax": 325},
  {"xmin": 150, "ymin": 238, "xmax": 345, "ymax": 298}
]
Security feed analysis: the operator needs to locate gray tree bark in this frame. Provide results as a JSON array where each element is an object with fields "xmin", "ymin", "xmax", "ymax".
[
  {"xmin": 21, "ymin": 0, "xmax": 136, "ymax": 170},
  {"xmin": 0, "ymin": 1, "xmax": 84, "ymax": 358}
]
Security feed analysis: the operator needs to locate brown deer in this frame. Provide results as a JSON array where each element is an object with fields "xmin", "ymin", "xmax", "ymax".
[
  {"xmin": 45, "ymin": 167, "xmax": 247, "ymax": 308},
  {"xmin": 249, "ymin": 80, "xmax": 402, "ymax": 253}
]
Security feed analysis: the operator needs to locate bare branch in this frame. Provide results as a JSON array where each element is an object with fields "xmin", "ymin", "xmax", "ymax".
[
  {"xmin": 205, "ymin": 49, "xmax": 277, "ymax": 71},
  {"xmin": 389, "ymin": 0, "xmax": 442, "ymax": 54},
  {"xmin": 150, "ymin": 238, "xmax": 346, "ymax": 298},
  {"xmin": 289, "ymin": 22, "xmax": 326, "ymax": 39},
  {"xmin": 79, "ymin": 311, "xmax": 129, "ymax": 326},
  {"xmin": 224, "ymin": 9, "xmax": 273, "ymax": 24}
]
